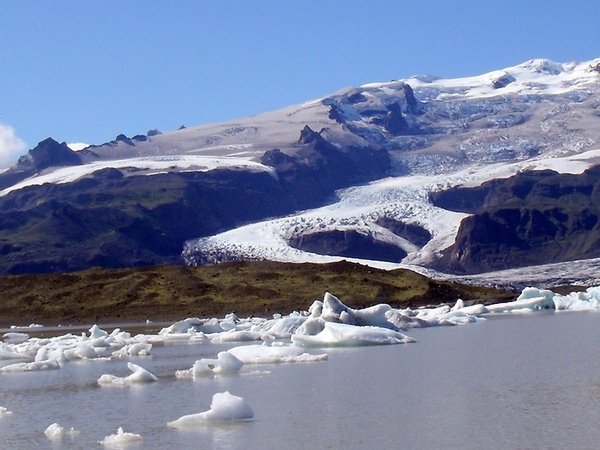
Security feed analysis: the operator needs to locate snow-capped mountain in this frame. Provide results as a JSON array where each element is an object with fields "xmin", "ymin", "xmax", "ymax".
[{"xmin": 1, "ymin": 58, "xmax": 600, "ymax": 285}]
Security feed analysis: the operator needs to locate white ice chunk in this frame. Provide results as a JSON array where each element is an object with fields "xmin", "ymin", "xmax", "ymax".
[
  {"xmin": 295, "ymin": 316, "xmax": 326, "ymax": 336},
  {"xmin": 213, "ymin": 351, "xmax": 244, "ymax": 374},
  {"xmin": 89, "ymin": 324, "xmax": 109, "ymax": 339},
  {"xmin": 176, "ymin": 351, "xmax": 245, "ymax": 378},
  {"xmin": 64, "ymin": 342, "xmax": 99, "ymax": 360},
  {"xmin": 352, "ymin": 303, "xmax": 395, "ymax": 328},
  {"xmin": 159, "ymin": 317, "xmax": 222, "ymax": 335},
  {"xmin": 167, "ymin": 391, "xmax": 254, "ymax": 426},
  {"xmin": 0, "ymin": 342, "xmax": 30, "ymax": 360},
  {"xmin": 303, "ymin": 292, "xmax": 400, "ymax": 330},
  {"xmin": 99, "ymin": 427, "xmax": 142, "ymax": 446},
  {"xmin": 111, "ymin": 343, "xmax": 152, "ymax": 358},
  {"xmin": 44, "ymin": 423, "xmax": 79, "ymax": 439},
  {"xmin": 321, "ymin": 292, "xmax": 356, "ymax": 323},
  {"xmin": 291, "ymin": 322, "xmax": 416, "ymax": 347},
  {"xmin": 228, "ymin": 344, "xmax": 327, "ymax": 364},
  {"xmin": 0, "ymin": 406, "xmax": 13, "ymax": 417},
  {"xmin": 553, "ymin": 287, "xmax": 600, "ymax": 310},
  {"xmin": 0, "ymin": 360, "xmax": 60, "ymax": 372},
  {"xmin": 260, "ymin": 312, "xmax": 308, "ymax": 338},
  {"xmin": 2, "ymin": 332, "xmax": 29, "ymax": 344},
  {"xmin": 487, "ymin": 287, "xmax": 555, "ymax": 313},
  {"xmin": 209, "ymin": 330, "xmax": 262, "ymax": 343},
  {"xmin": 98, "ymin": 362, "xmax": 158, "ymax": 386},
  {"xmin": 385, "ymin": 310, "xmax": 430, "ymax": 329}
]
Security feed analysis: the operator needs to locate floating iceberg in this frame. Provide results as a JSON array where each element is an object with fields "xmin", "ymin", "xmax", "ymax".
[
  {"xmin": 111, "ymin": 342, "xmax": 152, "ymax": 358},
  {"xmin": 98, "ymin": 362, "xmax": 158, "ymax": 386},
  {"xmin": 1, "ymin": 286, "xmax": 600, "ymax": 383},
  {"xmin": 0, "ymin": 342, "xmax": 30, "ymax": 360},
  {"xmin": 2, "ymin": 332, "xmax": 30, "ymax": 344},
  {"xmin": 167, "ymin": 391, "xmax": 254, "ymax": 426},
  {"xmin": 292, "ymin": 322, "xmax": 416, "ymax": 347},
  {"xmin": 175, "ymin": 351, "xmax": 245, "ymax": 378},
  {"xmin": 552, "ymin": 286, "xmax": 600, "ymax": 310},
  {"xmin": 0, "ymin": 406, "xmax": 12, "ymax": 417},
  {"xmin": 0, "ymin": 360, "xmax": 60, "ymax": 373},
  {"xmin": 99, "ymin": 427, "xmax": 142, "ymax": 446},
  {"xmin": 227, "ymin": 344, "xmax": 328, "ymax": 364},
  {"xmin": 44, "ymin": 422, "xmax": 79, "ymax": 439}
]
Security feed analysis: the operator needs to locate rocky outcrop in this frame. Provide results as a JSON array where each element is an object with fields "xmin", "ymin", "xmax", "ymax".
[
  {"xmin": 375, "ymin": 217, "xmax": 431, "ymax": 247},
  {"xmin": 383, "ymin": 102, "xmax": 410, "ymax": 136},
  {"xmin": 431, "ymin": 166, "xmax": 600, "ymax": 273},
  {"xmin": 491, "ymin": 71, "xmax": 516, "ymax": 89},
  {"xmin": 402, "ymin": 83, "xmax": 420, "ymax": 114},
  {"xmin": 16, "ymin": 137, "xmax": 82, "ymax": 171},
  {"xmin": 261, "ymin": 126, "xmax": 390, "ymax": 209},
  {"xmin": 0, "ymin": 138, "xmax": 82, "ymax": 191},
  {"xmin": 288, "ymin": 229, "xmax": 407, "ymax": 263}
]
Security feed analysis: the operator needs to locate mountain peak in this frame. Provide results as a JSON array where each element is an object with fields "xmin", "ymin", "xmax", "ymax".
[
  {"xmin": 297, "ymin": 125, "xmax": 325, "ymax": 145},
  {"xmin": 17, "ymin": 137, "xmax": 82, "ymax": 172}
]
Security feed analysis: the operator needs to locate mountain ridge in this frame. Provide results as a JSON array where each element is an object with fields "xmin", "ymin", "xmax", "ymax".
[{"xmin": 1, "ymin": 57, "xmax": 600, "ymax": 278}]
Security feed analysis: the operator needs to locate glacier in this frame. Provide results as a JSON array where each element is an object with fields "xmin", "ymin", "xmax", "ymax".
[{"xmin": 1, "ymin": 58, "xmax": 600, "ymax": 282}]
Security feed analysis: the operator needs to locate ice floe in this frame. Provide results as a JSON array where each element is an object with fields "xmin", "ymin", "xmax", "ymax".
[
  {"xmin": 99, "ymin": 427, "xmax": 143, "ymax": 446},
  {"xmin": 2, "ymin": 332, "xmax": 30, "ymax": 344},
  {"xmin": 176, "ymin": 350, "xmax": 245, "ymax": 379},
  {"xmin": 227, "ymin": 344, "xmax": 328, "ymax": 364},
  {"xmin": 291, "ymin": 322, "xmax": 415, "ymax": 347},
  {"xmin": 0, "ymin": 285, "xmax": 599, "ymax": 445},
  {"xmin": 167, "ymin": 391, "xmax": 254, "ymax": 426},
  {"xmin": 98, "ymin": 362, "xmax": 158, "ymax": 386},
  {"xmin": 1, "ymin": 359, "xmax": 60, "ymax": 373},
  {"xmin": 44, "ymin": 423, "xmax": 80, "ymax": 439},
  {"xmin": 1, "ymin": 286, "xmax": 600, "ymax": 377}
]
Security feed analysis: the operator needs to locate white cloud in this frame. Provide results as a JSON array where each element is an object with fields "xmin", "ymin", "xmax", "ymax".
[{"xmin": 0, "ymin": 123, "xmax": 27, "ymax": 169}]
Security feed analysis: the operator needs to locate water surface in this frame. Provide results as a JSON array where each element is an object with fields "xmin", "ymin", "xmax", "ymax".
[{"xmin": 1, "ymin": 311, "xmax": 599, "ymax": 449}]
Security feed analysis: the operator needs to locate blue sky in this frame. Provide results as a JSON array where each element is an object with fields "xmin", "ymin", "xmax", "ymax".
[{"xmin": 0, "ymin": 0, "xmax": 598, "ymax": 167}]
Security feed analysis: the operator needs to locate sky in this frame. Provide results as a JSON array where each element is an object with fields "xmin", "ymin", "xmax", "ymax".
[{"xmin": 0, "ymin": 0, "xmax": 598, "ymax": 168}]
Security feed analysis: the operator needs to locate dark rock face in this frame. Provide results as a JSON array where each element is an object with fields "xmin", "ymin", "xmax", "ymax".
[
  {"xmin": 288, "ymin": 230, "xmax": 407, "ymax": 263},
  {"xmin": 375, "ymin": 217, "xmax": 431, "ymax": 247},
  {"xmin": 261, "ymin": 126, "xmax": 390, "ymax": 209},
  {"xmin": 115, "ymin": 134, "xmax": 134, "ymax": 145},
  {"xmin": 16, "ymin": 137, "xmax": 82, "ymax": 171},
  {"xmin": 0, "ymin": 169, "xmax": 298, "ymax": 275},
  {"xmin": 402, "ymin": 84, "xmax": 420, "ymax": 114},
  {"xmin": 383, "ymin": 102, "xmax": 410, "ymax": 136},
  {"xmin": 0, "ymin": 138, "xmax": 82, "ymax": 191},
  {"xmin": 491, "ymin": 72, "xmax": 516, "ymax": 89},
  {"xmin": 431, "ymin": 166, "xmax": 600, "ymax": 274},
  {"xmin": 132, "ymin": 134, "xmax": 148, "ymax": 142}
]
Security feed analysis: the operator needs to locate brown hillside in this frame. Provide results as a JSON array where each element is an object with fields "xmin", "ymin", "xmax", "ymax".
[{"xmin": 0, "ymin": 260, "xmax": 516, "ymax": 327}]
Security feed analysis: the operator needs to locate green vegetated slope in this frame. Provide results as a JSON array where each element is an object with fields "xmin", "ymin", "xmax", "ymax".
[{"xmin": 0, "ymin": 260, "xmax": 515, "ymax": 326}]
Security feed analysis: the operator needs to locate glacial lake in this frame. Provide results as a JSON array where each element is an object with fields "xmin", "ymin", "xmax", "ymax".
[{"xmin": 1, "ymin": 311, "xmax": 600, "ymax": 449}]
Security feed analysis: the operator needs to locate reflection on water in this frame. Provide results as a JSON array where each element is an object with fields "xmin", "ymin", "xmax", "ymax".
[{"xmin": 1, "ymin": 312, "xmax": 600, "ymax": 449}]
